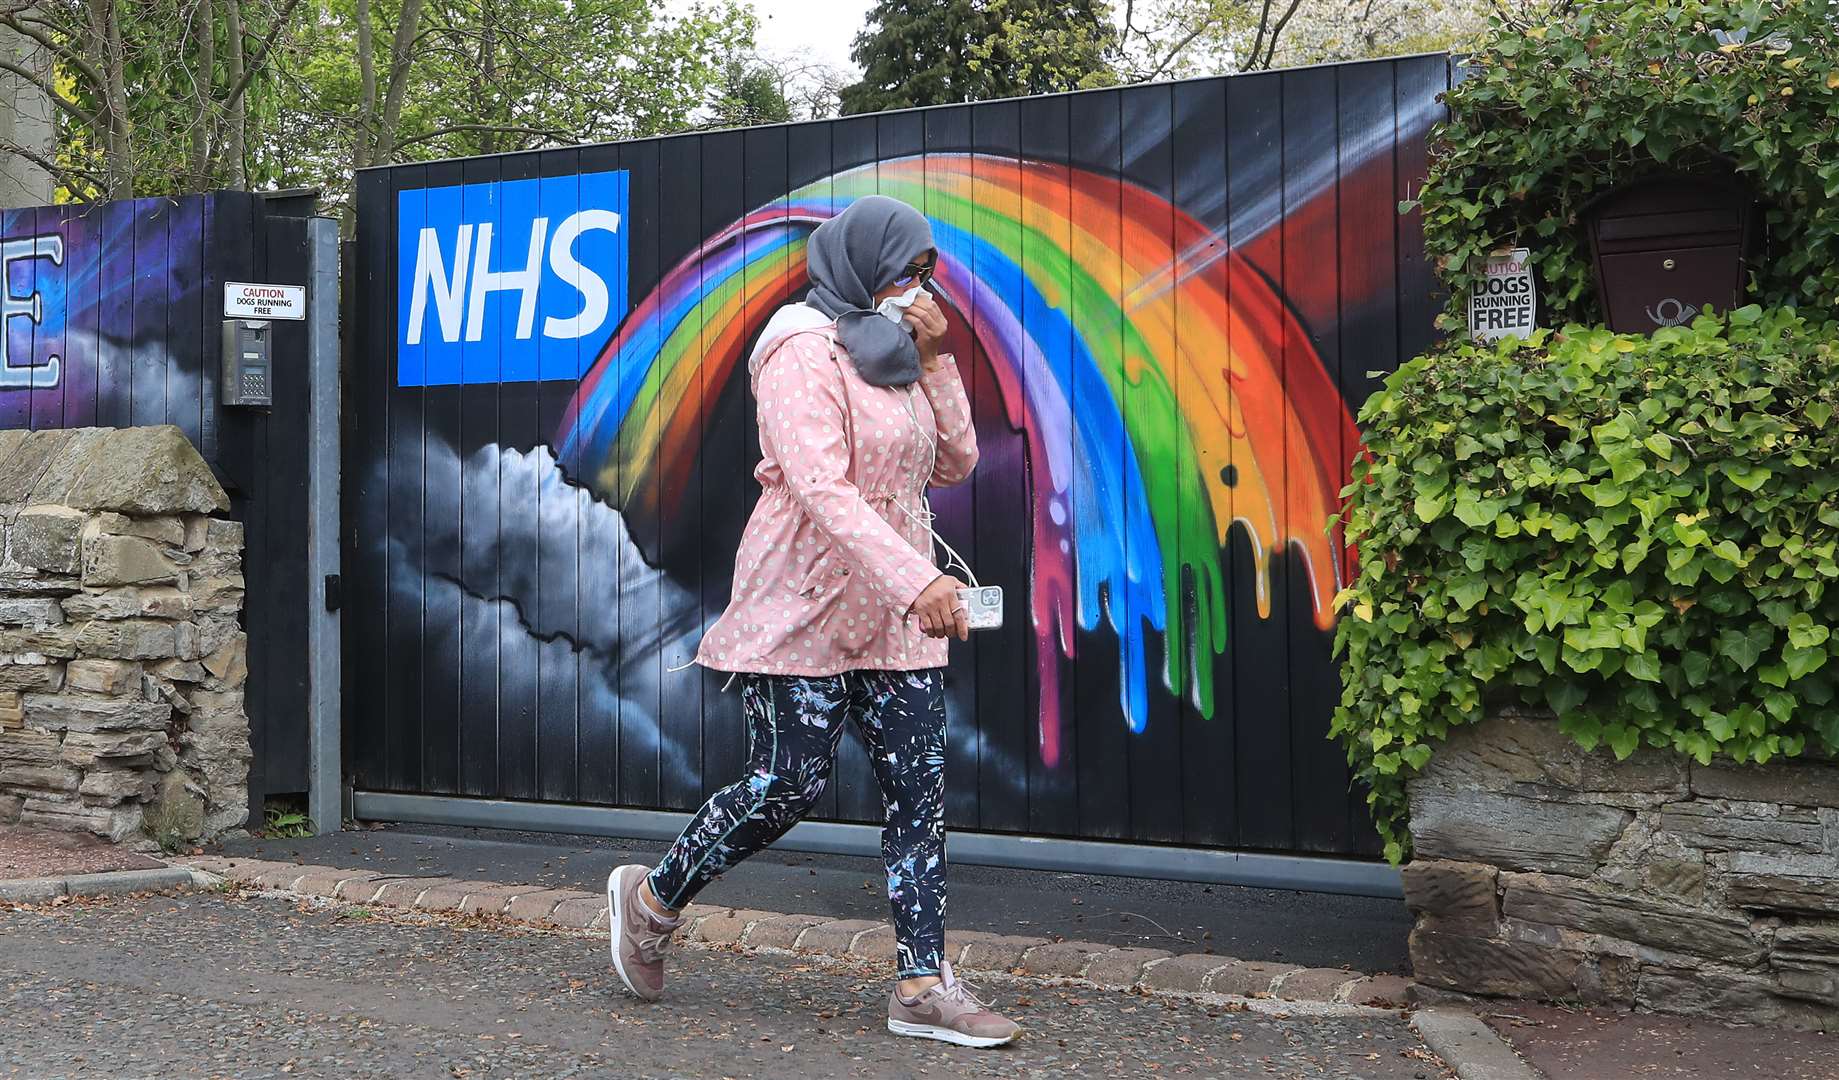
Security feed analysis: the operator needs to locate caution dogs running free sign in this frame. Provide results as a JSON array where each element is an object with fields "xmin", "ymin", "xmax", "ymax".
[{"xmin": 1468, "ymin": 248, "xmax": 1537, "ymax": 343}]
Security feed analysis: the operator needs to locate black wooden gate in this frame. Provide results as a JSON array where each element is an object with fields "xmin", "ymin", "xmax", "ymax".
[
  {"xmin": 0, "ymin": 190, "xmax": 325, "ymax": 825},
  {"xmin": 346, "ymin": 55, "xmax": 1451, "ymax": 863}
]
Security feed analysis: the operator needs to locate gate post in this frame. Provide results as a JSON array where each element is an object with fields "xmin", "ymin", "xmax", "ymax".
[{"xmin": 306, "ymin": 216, "xmax": 342, "ymax": 835}]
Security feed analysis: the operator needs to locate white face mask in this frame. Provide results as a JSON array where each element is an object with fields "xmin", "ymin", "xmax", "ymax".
[{"xmin": 874, "ymin": 284, "xmax": 927, "ymax": 326}]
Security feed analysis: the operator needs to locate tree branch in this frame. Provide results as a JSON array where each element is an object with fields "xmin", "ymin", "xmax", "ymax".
[
  {"xmin": 389, "ymin": 121, "xmax": 574, "ymax": 153},
  {"xmin": 1141, "ymin": 22, "xmax": 1208, "ymax": 81},
  {"xmin": 1258, "ymin": 0, "xmax": 1306, "ymax": 69},
  {"xmin": 354, "ymin": 0, "xmax": 377, "ymax": 170},
  {"xmin": 216, "ymin": 0, "xmax": 309, "ymax": 113},
  {"xmin": 374, "ymin": 0, "xmax": 430, "ymax": 163},
  {"xmin": 0, "ymin": 11, "xmax": 108, "ymax": 90},
  {"xmin": 0, "ymin": 57, "xmax": 96, "ymax": 127},
  {"xmin": 0, "ymin": 135, "xmax": 104, "ymax": 201}
]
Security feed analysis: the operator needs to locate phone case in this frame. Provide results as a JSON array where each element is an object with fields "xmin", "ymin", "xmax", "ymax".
[{"xmin": 956, "ymin": 585, "xmax": 1004, "ymax": 630}]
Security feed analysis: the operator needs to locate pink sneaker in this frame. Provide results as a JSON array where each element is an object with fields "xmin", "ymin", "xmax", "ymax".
[
  {"xmin": 887, "ymin": 962, "xmax": 1021, "ymax": 1048},
  {"xmin": 607, "ymin": 864, "xmax": 682, "ymax": 1001}
]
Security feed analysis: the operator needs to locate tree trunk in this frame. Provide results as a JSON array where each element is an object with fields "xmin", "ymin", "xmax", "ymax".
[
  {"xmin": 352, "ymin": 0, "xmax": 376, "ymax": 173},
  {"xmin": 187, "ymin": 0, "xmax": 215, "ymax": 189},
  {"xmin": 478, "ymin": 0, "xmax": 496, "ymax": 155},
  {"xmin": 86, "ymin": 0, "xmax": 132, "ymax": 197},
  {"xmin": 223, "ymin": 0, "xmax": 247, "ymax": 188},
  {"xmin": 372, "ymin": 0, "xmax": 427, "ymax": 165}
]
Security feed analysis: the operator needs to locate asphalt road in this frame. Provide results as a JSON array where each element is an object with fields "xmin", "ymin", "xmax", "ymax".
[
  {"xmin": 0, "ymin": 891, "xmax": 1447, "ymax": 1079},
  {"xmin": 221, "ymin": 822, "xmax": 1413, "ymax": 974}
]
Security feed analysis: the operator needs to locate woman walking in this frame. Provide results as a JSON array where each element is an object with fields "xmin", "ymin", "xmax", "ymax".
[{"xmin": 606, "ymin": 195, "xmax": 1019, "ymax": 1048}]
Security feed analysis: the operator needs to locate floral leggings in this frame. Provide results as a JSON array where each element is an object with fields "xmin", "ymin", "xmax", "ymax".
[{"xmin": 647, "ymin": 668, "xmax": 949, "ymax": 978}]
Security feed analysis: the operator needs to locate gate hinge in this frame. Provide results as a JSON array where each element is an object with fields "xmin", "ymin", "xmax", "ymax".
[{"xmin": 324, "ymin": 573, "xmax": 343, "ymax": 612}]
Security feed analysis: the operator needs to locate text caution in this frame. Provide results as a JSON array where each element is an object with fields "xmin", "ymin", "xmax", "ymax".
[{"xmin": 225, "ymin": 281, "xmax": 306, "ymax": 321}]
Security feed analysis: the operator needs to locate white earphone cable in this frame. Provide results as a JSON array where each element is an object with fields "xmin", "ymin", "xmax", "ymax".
[{"xmin": 892, "ymin": 383, "xmax": 979, "ymax": 591}]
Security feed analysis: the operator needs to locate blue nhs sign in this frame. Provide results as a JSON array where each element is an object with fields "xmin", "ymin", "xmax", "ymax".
[{"xmin": 396, "ymin": 170, "xmax": 628, "ymax": 385}]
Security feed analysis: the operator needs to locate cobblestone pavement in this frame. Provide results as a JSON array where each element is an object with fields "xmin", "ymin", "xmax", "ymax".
[{"xmin": 0, "ymin": 892, "xmax": 1450, "ymax": 1080}]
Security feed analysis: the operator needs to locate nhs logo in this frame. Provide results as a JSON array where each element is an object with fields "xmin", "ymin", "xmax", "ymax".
[{"xmin": 396, "ymin": 170, "xmax": 628, "ymax": 385}]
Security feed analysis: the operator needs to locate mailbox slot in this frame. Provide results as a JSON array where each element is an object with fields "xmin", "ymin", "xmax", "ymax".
[{"xmin": 1583, "ymin": 174, "xmax": 1755, "ymax": 334}]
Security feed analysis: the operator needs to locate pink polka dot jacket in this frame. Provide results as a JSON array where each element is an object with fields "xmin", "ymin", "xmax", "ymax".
[{"xmin": 692, "ymin": 303, "xmax": 979, "ymax": 676}]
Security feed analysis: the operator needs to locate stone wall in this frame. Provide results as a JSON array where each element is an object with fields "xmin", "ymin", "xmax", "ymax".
[
  {"xmin": 1405, "ymin": 710, "xmax": 1839, "ymax": 1030},
  {"xmin": 0, "ymin": 426, "xmax": 249, "ymax": 845}
]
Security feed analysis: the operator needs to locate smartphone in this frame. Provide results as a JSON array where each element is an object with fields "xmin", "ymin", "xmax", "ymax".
[{"xmin": 956, "ymin": 585, "xmax": 1003, "ymax": 630}]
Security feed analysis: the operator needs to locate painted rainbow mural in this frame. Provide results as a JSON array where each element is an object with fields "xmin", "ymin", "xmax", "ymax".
[{"xmin": 555, "ymin": 154, "xmax": 1360, "ymax": 767}]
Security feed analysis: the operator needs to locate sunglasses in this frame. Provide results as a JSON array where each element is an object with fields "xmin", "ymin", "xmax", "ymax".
[{"xmin": 892, "ymin": 261, "xmax": 937, "ymax": 288}]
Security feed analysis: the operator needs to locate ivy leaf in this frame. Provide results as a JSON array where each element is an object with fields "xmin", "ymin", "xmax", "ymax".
[
  {"xmin": 1726, "ymin": 463, "xmax": 1772, "ymax": 491},
  {"xmin": 1559, "ymin": 710, "xmax": 1602, "ymax": 750},
  {"xmin": 1787, "ymin": 616, "xmax": 1832, "ymax": 649},
  {"xmin": 1581, "ymin": 482, "xmax": 1628, "ymax": 507},
  {"xmin": 1764, "ymin": 692, "xmax": 1797, "ymax": 723},
  {"xmin": 1718, "ymin": 626, "xmax": 1768, "ymax": 671},
  {"xmin": 1605, "ymin": 723, "xmax": 1641, "ymax": 759},
  {"xmin": 1784, "ymin": 646, "xmax": 1830, "ymax": 680},
  {"xmin": 1546, "ymin": 679, "xmax": 1590, "ymax": 715},
  {"xmin": 1624, "ymin": 651, "xmax": 1662, "ymax": 682}
]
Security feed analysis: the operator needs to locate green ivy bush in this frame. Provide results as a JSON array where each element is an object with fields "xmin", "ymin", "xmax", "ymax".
[
  {"xmin": 1332, "ymin": 308, "xmax": 1839, "ymax": 862},
  {"xmin": 1415, "ymin": 0, "xmax": 1839, "ymax": 331}
]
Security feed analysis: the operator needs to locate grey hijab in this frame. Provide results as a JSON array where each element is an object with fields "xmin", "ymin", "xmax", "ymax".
[{"xmin": 804, "ymin": 194, "xmax": 934, "ymax": 387}]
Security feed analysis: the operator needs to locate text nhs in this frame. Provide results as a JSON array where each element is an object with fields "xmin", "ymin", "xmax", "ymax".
[{"xmin": 396, "ymin": 170, "xmax": 629, "ymax": 385}]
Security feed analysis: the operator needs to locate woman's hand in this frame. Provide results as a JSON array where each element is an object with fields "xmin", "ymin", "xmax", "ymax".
[
  {"xmin": 903, "ymin": 291, "xmax": 949, "ymax": 372},
  {"xmin": 909, "ymin": 573, "xmax": 970, "ymax": 640}
]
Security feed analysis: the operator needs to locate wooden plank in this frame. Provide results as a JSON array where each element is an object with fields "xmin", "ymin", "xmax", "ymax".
[
  {"xmin": 261, "ymin": 213, "xmax": 313, "ymax": 794},
  {"xmin": 494, "ymin": 151, "xmax": 543, "ymax": 801},
  {"xmin": 920, "ymin": 105, "xmax": 981, "ymax": 832},
  {"xmin": 617, "ymin": 135, "xmax": 665, "ymax": 809},
  {"xmin": 129, "ymin": 197, "xmax": 170, "ymax": 426},
  {"xmin": 400, "ymin": 155, "xmax": 460, "ymax": 799},
  {"xmin": 1173, "ymin": 76, "xmax": 1238, "ymax": 848},
  {"xmin": 573, "ymin": 139, "xmax": 623, "ymax": 805},
  {"xmin": 454, "ymin": 154, "xmax": 503, "ymax": 798},
  {"xmin": 691, "ymin": 130, "xmax": 739, "ymax": 809},
  {"xmin": 1067, "ymin": 88, "xmax": 1131, "ymax": 840},
  {"xmin": 27, "ymin": 203, "xmax": 65, "ymax": 430},
  {"xmin": 1018, "ymin": 90, "xmax": 1080, "ymax": 839},
  {"xmin": 535, "ymin": 147, "xmax": 582, "ymax": 804},
  {"xmin": 1120, "ymin": 82, "xmax": 1184, "ymax": 844},
  {"xmin": 64, "ymin": 202, "xmax": 101, "ymax": 429},
  {"xmin": 968, "ymin": 97, "xmax": 1030, "ymax": 835},
  {"xmin": 785, "ymin": 119, "xmax": 839, "ymax": 821},
  {"xmin": 1396, "ymin": 54, "xmax": 1448, "ymax": 368},
  {"xmin": 197, "ymin": 194, "xmax": 226, "ymax": 457},
  {"xmin": 1279, "ymin": 65, "xmax": 1348, "ymax": 854},
  {"xmin": 349, "ymin": 169, "xmax": 393, "ymax": 791},
  {"xmin": 163, "ymin": 195, "xmax": 206, "ymax": 446},
  {"xmin": 826, "ymin": 113, "xmax": 881, "ymax": 826},
  {"xmin": 384, "ymin": 165, "xmax": 429, "ymax": 794},
  {"xmin": 94, "ymin": 199, "xmax": 134, "ymax": 427},
  {"xmin": 0, "ymin": 209, "xmax": 29, "ymax": 428},
  {"xmin": 1339, "ymin": 60, "xmax": 1405, "ymax": 857},
  {"xmin": 1227, "ymin": 69, "xmax": 1292, "ymax": 852}
]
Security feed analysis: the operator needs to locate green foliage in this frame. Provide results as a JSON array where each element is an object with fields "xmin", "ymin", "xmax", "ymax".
[
  {"xmin": 840, "ymin": 0, "xmax": 1117, "ymax": 115},
  {"xmin": 1332, "ymin": 308, "xmax": 1839, "ymax": 862},
  {"xmin": 704, "ymin": 56, "xmax": 795, "ymax": 129},
  {"xmin": 263, "ymin": 807, "xmax": 315, "ymax": 838},
  {"xmin": 1414, "ymin": 0, "xmax": 1839, "ymax": 331}
]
